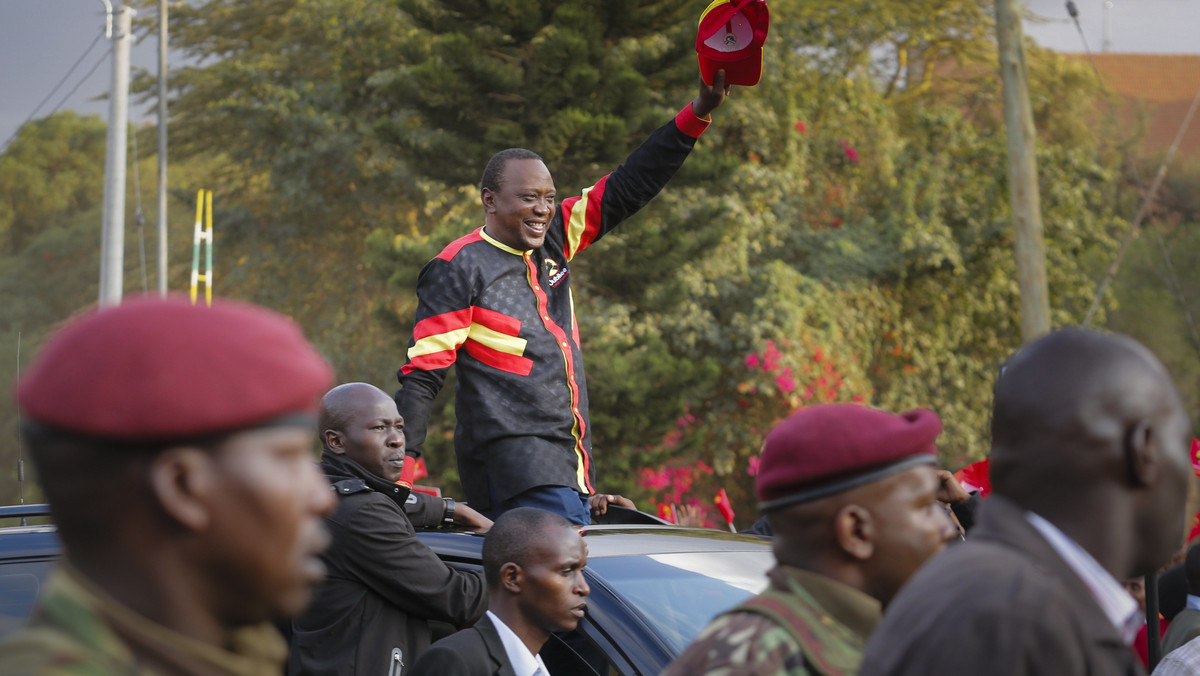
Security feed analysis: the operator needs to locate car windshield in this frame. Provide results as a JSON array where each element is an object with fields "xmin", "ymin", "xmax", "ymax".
[{"xmin": 586, "ymin": 550, "xmax": 772, "ymax": 654}]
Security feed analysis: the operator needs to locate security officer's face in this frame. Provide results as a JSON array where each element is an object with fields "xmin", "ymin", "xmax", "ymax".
[
  {"xmin": 335, "ymin": 392, "xmax": 407, "ymax": 483},
  {"xmin": 483, "ymin": 158, "xmax": 556, "ymax": 251},
  {"xmin": 516, "ymin": 525, "xmax": 590, "ymax": 634},
  {"xmin": 861, "ymin": 465, "xmax": 958, "ymax": 606},
  {"xmin": 203, "ymin": 425, "xmax": 335, "ymax": 622}
]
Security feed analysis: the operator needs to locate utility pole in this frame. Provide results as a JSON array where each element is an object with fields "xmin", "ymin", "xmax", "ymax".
[
  {"xmin": 99, "ymin": 1, "xmax": 135, "ymax": 307},
  {"xmin": 995, "ymin": 0, "xmax": 1051, "ymax": 341},
  {"xmin": 157, "ymin": 0, "xmax": 168, "ymax": 296}
]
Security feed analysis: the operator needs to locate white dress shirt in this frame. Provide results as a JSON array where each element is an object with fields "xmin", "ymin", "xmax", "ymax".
[
  {"xmin": 1154, "ymin": 634, "xmax": 1200, "ymax": 676},
  {"xmin": 487, "ymin": 610, "xmax": 550, "ymax": 676},
  {"xmin": 1026, "ymin": 511, "xmax": 1142, "ymax": 645}
]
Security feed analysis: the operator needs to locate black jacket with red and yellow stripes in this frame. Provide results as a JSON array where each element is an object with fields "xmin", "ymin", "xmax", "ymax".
[{"xmin": 395, "ymin": 104, "xmax": 710, "ymax": 510}]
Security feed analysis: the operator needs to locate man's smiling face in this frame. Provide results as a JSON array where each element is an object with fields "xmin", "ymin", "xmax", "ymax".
[{"xmin": 483, "ymin": 158, "xmax": 556, "ymax": 251}]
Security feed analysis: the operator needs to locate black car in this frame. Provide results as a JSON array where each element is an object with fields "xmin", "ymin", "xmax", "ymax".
[{"xmin": 0, "ymin": 504, "xmax": 773, "ymax": 675}]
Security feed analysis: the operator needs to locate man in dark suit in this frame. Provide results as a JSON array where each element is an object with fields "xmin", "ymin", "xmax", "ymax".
[
  {"xmin": 860, "ymin": 328, "xmax": 1193, "ymax": 676},
  {"xmin": 411, "ymin": 508, "xmax": 588, "ymax": 676}
]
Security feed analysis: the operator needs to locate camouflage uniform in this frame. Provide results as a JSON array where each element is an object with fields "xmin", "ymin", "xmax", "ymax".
[
  {"xmin": 661, "ymin": 565, "xmax": 881, "ymax": 676},
  {"xmin": 0, "ymin": 564, "xmax": 286, "ymax": 676}
]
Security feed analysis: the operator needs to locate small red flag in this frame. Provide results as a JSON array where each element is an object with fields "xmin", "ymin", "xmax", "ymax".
[
  {"xmin": 715, "ymin": 488, "xmax": 736, "ymax": 525},
  {"xmin": 395, "ymin": 455, "xmax": 427, "ymax": 487},
  {"xmin": 657, "ymin": 503, "xmax": 677, "ymax": 524},
  {"xmin": 954, "ymin": 459, "xmax": 991, "ymax": 498}
]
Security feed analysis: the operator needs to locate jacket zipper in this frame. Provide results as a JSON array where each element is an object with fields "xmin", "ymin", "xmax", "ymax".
[{"xmin": 388, "ymin": 647, "xmax": 404, "ymax": 676}]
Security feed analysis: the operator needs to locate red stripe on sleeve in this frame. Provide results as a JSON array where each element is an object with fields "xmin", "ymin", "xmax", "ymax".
[
  {"xmin": 463, "ymin": 339, "xmax": 534, "ymax": 376},
  {"xmin": 401, "ymin": 349, "xmax": 458, "ymax": 374},
  {"xmin": 412, "ymin": 308, "xmax": 473, "ymax": 342},
  {"xmin": 578, "ymin": 175, "xmax": 608, "ymax": 252}
]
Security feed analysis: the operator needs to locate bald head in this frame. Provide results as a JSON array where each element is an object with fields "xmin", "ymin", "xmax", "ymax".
[
  {"xmin": 991, "ymin": 329, "xmax": 1185, "ymax": 494},
  {"xmin": 990, "ymin": 328, "xmax": 1191, "ymax": 577},
  {"xmin": 319, "ymin": 383, "xmax": 392, "ymax": 448}
]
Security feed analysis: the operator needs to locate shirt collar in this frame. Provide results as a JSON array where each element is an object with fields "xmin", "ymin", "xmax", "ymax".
[
  {"xmin": 479, "ymin": 226, "xmax": 528, "ymax": 256},
  {"xmin": 1187, "ymin": 594, "xmax": 1200, "ymax": 612},
  {"xmin": 487, "ymin": 610, "xmax": 550, "ymax": 676},
  {"xmin": 1026, "ymin": 511, "xmax": 1142, "ymax": 644}
]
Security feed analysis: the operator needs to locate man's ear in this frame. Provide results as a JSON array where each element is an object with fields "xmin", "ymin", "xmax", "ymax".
[
  {"xmin": 833, "ymin": 504, "xmax": 874, "ymax": 561},
  {"xmin": 1124, "ymin": 420, "xmax": 1157, "ymax": 488},
  {"xmin": 324, "ymin": 429, "xmax": 345, "ymax": 455},
  {"xmin": 148, "ymin": 447, "xmax": 216, "ymax": 531},
  {"xmin": 481, "ymin": 188, "xmax": 497, "ymax": 214},
  {"xmin": 500, "ymin": 562, "xmax": 523, "ymax": 594}
]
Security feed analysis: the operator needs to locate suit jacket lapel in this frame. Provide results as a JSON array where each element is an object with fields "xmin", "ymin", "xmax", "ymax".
[{"xmin": 475, "ymin": 614, "xmax": 520, "ymax": 676}]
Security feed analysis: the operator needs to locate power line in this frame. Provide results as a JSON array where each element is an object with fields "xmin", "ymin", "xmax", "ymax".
[
  {"xmin": 0, "ymin": 28, "xmax": 106, "ymax": 152},
  {"xmin": 1069, "ymin": 0, "xmax": 1200, "ymax": 356}
]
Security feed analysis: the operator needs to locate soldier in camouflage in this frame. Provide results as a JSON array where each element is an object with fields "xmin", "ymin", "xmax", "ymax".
[
  {"xmin": 0, "ymin": 297, "xmax": 336, "ymax": 675},
  {"xmin": 662, "ymin": 404, "xmax": 959, "ymax": 676}
]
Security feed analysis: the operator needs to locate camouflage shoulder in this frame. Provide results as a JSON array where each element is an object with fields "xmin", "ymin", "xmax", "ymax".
[
  {"xmin": 660, "ymin": 611, "xmax": 815, "ymax": 676},
  {"xmin": 0, "ymin": 625, "xmax": 136, "ymax": 676}
]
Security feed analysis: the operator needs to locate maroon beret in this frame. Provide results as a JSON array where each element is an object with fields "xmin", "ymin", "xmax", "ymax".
[
  {"xmin": 756, "ymin": 404, "xmax": 941, "ymax": 511},
  {"xmin": 16, "ymin": 295, "xmax": 333, "ymax": 441}
]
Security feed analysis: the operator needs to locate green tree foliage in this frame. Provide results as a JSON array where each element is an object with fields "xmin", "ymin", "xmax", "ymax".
[
  {"xmin": 368, "ymin": 0, "xmax": 1127, "ymax": 523},
  {"xmin": 377, "ymin": 0, "xmax": 710, "ymax": 191},
  {"xmin": 0, "ymin": 113, "xmax": 109, "ymax": 504},
  {"xmin": 13, "ymin": 0, "xmax": 1128, "ymax": 525}
]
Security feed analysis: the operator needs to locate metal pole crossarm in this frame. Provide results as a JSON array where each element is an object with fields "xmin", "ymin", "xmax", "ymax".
[{"xmin": 190, "ymin": 190, "xmax": 214, "ymax": 306}]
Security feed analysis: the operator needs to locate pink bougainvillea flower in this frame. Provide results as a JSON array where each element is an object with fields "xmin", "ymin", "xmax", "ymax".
[
  {"xmin": 776, "ymin": 374, "xmax": 796, "ymax": 392},
  {"xmin": 794, "ymin": 120, "xmax": 807, "ymax": 133},
  {"xmin": 745, "ymin": 353, "xmax": 760, "ymax": 368},
  {"xmin": 747, "ymin": 455, "xmax": 761, "ymax": 476},
  {"xmin": 840, "ymin": 140, "xmax": 859, "ymax": 164},
  {"xmin": 764, "ymin": 341, "xmax": 781, "ymax": 360}
]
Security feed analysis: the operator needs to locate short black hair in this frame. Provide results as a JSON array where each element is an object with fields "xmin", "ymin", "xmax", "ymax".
[
  {"xmin": 480, "ymin": 148, "xmax": 543, "ymax": 193},
  {"xmin": 482, "ymin": 507, "xmax": 575, "ymax": 588}
]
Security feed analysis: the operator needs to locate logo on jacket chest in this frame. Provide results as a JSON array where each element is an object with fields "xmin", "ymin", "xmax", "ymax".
[{"xmin": 544, "ymin": 258, "xmax": 570, "ymax": 288}]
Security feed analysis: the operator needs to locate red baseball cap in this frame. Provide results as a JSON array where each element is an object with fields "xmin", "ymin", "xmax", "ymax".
[{"xmin": 696, "ymin": 0, "xmax": 770, "ymax": 88}]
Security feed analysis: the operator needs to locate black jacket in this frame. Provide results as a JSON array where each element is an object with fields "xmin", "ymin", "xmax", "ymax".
[
  {"xmin": 286, "ymin": 452, "xmax": 488, "ymax": 676},
  {"xmin": 409, "ymin": 614, "xmax": 517, "ymax": 676}
]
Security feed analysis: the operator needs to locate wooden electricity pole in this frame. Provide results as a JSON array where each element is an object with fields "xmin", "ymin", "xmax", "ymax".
[{"xmin": 995, "ymin": 0, "xmax": 1051, "ymax": 341}]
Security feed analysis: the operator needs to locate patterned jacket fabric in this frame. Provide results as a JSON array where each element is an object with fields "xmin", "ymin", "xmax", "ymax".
[
  {"xmin": 395, "ymin": 104, "xmax": 710, "ymax": 510},
  {"xmin": 661, "ymin": 566, "xmax": 881, "ymax": 676},
  {"xmin": 0, "ymin": 563, "xmax": 286, "ymax": 676}
]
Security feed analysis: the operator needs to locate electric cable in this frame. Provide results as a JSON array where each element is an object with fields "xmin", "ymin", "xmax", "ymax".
[
  {"xmin": 1069, "ymin": 1, "xmax": 1200, "ymax": 357},
  {"xmin": 0, "ymin": 28, "xmax": 105, "ymax": 152}
]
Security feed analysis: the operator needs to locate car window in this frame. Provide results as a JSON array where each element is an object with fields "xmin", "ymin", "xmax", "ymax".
[
  {"xmin": 586, "ymin": 551, "xmax": 772, "ymax": 654},
  {"xmin": 0, "ymin": 559, "xmax": 55, "ymax": 639}
]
